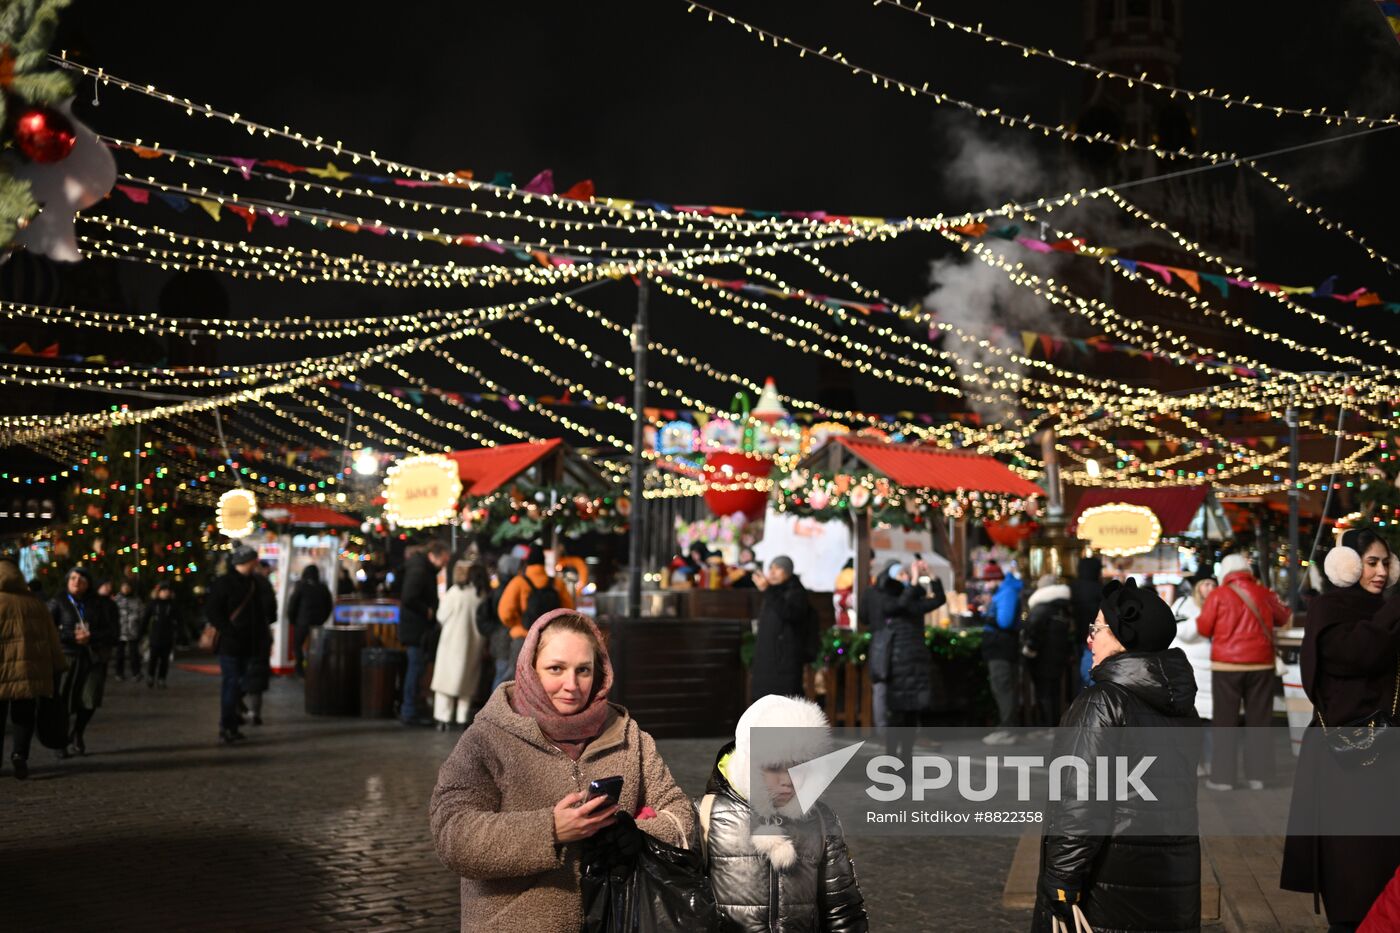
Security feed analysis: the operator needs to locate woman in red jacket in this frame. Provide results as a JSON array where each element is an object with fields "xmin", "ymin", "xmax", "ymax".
[{"xmin": 1195, "ymin": 553, "xmax": 1291, "ymax": 790}]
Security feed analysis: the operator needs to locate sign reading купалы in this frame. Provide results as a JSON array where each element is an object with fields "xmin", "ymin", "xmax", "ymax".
[
  {"xmin": 381, "ymin": 454, "xmax": 462, "ymax": 528},
  {"xmin": 1075, "ymin": 503, "xmax": 1162, "ymax": 557}
]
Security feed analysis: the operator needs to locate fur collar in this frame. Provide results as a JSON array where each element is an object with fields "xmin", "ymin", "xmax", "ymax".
[{"xmin": 1027, "ymin": 584, "xmax": 1071, "ymax": 610}]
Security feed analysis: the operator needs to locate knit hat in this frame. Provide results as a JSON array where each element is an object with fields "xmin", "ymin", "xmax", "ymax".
[
  {"xmin": 229, "ymin": 546, "xmax": 258, "ymax": 567},
  {"xmin": 980, "ymin": 560, "xmax": 1005, "ymax": 582},
  {"xmin": 1099, "ymin": 578, "xmax": 1176, "ymax": 652},
  {"xmin": 769, "ymin": 555, "xmax": 794, "ymax": 575},
  {"xmin": 524, "ymin": 544, "xmax": 546, "ymax": 566}
]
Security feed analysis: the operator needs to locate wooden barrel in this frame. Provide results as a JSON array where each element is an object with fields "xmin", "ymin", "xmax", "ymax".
[
  {"xmin": 304, "ymin": 625, "xmax": 368, "ymax": 716},
  {"xmin": 360, "ymin": 647, "xmax": 406, "ymax": 719}
]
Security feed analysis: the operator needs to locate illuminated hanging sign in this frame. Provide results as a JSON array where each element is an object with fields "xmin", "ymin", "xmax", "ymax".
[
  {"xmin": 382, "ymin": 454, "xmax": 462, "ymax": 529},
  {"xmin": 1077, "ymin": 503, "xmax": 1162, "ymax": 557},
  {"xmin": 217, "ymin": 488, "xmax": 258, "ymax": 538}
]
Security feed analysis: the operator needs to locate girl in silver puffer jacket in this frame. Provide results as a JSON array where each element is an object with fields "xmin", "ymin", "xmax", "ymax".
[{"xmin": 696, "ymin": 695, "xmax": 867, "ymax": 933}]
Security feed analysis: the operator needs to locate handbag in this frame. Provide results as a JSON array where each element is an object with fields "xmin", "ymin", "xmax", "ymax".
[
  {"xmin": 1226, "ymin": 583, "xmax": 1287, "ymax": 678},
  {"xmin": 1316, "ymin": 652, "xmax": 1400, "ymax": 768},
  {"xmin": 200, "ymin": 582, "xmax": 255, "ymax": 653},
  {"xmin": 35, "ymin": 673, "xmax": 70, "ymax": 751}
]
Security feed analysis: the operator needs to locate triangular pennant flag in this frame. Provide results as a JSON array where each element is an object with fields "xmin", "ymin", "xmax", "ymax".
[
  {"xmin": 11, "ymin": 342, "xmax": 33, "ymax": 355},
  {"xmin": 130, "ymin": 146, "xmax": 164, "ymax": 159},
  {"xmin": 226, "ymin": 204, "xmax": 256, "ymax": 232},
  {"xmin": 1262, "ymin": 436, "xmax": 1278, "ymax": 449},
  {"xmin": 1115, "ymin": 258, "xmax": 1139, "ymax": 274},
  {"xmin": 561, "ymin": 179, "xmax": 595, "ymax": 201},
  {"xmin": 1200, "ymin": 274, "xmax": 1230, "ymax": 297},
  {"xmin": 1313, "ymin": 275, "xmax": 1338, "ymax": 298},
  {"xmin": 157, "ymin": 192, "xmax": 190, "ymax": 212},
  {"xmin": 227, "ymin": 157, "xmax": 257, "ymax": 180},
  {"xmin": 39, "ymin": 342, "xmax": 59, "ymax": 357},
  {"xmin": 306, "ymin": 161, "xmax": 352, "ymax": 181},
  {"xmin": 1357, "ymin": 292, "xmax": 1382, "ymax": 307},
  {"xmin": 190, "ymin": 198, "xmax": 222, "ymax": 221},
  {"xmin": 1139, "ymin": 262, "xmax": 1173, "ymax": 283},
  {"xmin": 1173, "ymin": 269, "xmax": 1201, "ymax": 293},
  {"xmin": 488, "ymin": 171, "xmax": 514, "ymax": 188},
  {"xmin": 1145, "ymin": 439, "xmax": 1162, "ymax": 456},
  {"xmin": 522, "ymin": 170, "xmax": 554, "ymax": 195},
  {"xmin": 115, "ymin": 184, "xmax": 150, "ymax": 204},
  {"xmin": 1039, "ymin": 334, "xmax": 1055, "ymax": 357},
  {"xmin": 1021, "ymin": 331, "xmax": 1038, "ymax": 356}
]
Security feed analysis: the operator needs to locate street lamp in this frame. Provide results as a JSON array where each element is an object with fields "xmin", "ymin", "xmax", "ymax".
[{"xmin": 352, "ymin": 449, "xmax": 379, "ymax": 476}]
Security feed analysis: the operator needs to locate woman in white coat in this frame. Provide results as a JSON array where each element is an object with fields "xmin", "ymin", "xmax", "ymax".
[
  {"xmin": 1170, "ymin": 572, "xmax": 1215, "ymax": 774},
  {"xmin": 431, "ymin": 562, "xmax": 489, "ymax": 730}
]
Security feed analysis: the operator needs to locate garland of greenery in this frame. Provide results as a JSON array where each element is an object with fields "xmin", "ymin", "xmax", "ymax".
[
  {"xmin": 477, "ymin": 481, "xmax": 628, "ymax": 546},
  {"xmin": 0, "ymin": 0, "xmax": 74, "ymax": 246}
]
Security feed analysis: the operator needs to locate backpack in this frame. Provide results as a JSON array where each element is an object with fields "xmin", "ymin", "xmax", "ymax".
[{"xmin": 524, "ymin": 576, "xmax": 562, "ymax": 627}]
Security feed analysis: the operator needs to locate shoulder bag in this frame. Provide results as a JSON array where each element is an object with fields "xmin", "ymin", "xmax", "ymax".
[
  {"xmin": 1315, "ymin": 652, "xmax": 1400, "ymax": 768},
  {"xmin": 199, "ymin": 582, "xmax": 254, "ymax": 653}
]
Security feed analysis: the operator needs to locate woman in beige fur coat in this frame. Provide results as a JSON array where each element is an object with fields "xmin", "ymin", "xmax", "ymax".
[{"xmin": 430, "ymin": 609, "xmax": 694, "ymax": 932}]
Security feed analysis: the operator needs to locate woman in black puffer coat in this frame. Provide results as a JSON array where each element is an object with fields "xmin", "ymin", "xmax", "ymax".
[
  {"xmin": 1032, "ymin": 579, "xmax": 1201, "ymax": 933},
  {"xmin": 865, "ymin": 561, "xmax": 945, "ymax": 760}
]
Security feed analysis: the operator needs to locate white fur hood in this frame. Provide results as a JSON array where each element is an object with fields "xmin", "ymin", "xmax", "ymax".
[{"xmin": 1027, "ymin": 583, "xmax": 1071, "ymax": 610}]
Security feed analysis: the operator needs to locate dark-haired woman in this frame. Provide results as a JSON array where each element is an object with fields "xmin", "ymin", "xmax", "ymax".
[
  {"xmin": 1282, "ymin": 527, "xmax": 1400, "ymax": 931},
  {"xmin": 430, "ymin": 610, "xmax": 693, "ymax": 932}
]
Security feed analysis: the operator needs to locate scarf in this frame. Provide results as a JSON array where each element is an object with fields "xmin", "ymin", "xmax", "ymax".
[{"xmin": 510, "ymin": 608, "xmax": 614, "ymax": 760}]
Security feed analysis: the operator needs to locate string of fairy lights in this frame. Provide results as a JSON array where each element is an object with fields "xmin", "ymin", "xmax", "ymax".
[
  {"xmin": 1, "ymin": 40, "xmax": 1391, "ymax": 526},
  {"xmin": 870, "ymin": 0, "xmax": 1400, "ymax": 130}
]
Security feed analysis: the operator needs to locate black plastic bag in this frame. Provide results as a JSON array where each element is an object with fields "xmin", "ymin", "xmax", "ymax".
[
  {"xmin": 36, "ymin": 675, "xmax": 69, "ymax": 750},
  {"xmin": 581, "ymin": 834, "xmax": 725, "ymax": 933}
]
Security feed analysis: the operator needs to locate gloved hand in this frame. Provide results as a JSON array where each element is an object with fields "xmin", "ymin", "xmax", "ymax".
[{"xmin": 1038, "ymin": 873, "xmax": 1081, "ymax": 923}]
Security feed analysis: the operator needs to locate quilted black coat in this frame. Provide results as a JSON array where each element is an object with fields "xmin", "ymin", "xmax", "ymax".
[
  {"xmin": 1031, "ymin": 649, "xmax": 1201, "ymax": 932},
  {"xmin": 866, "ymin": 577, "xmax": 945, "ymax": 712}
]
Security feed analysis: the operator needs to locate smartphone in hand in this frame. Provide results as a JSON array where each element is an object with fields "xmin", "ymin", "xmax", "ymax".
[{"xmin": 584, "ymin": 775, "xmax": 624, "ymax": 807}]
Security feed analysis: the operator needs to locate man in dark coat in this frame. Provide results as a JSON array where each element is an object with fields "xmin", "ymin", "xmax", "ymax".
[
  {"xmin": 1033, "ymin": 579, "xmax": 1201, "ymax": 933},
  {"xmin": 205, "ymin": 546, "xmax": 274, "ymax": 744},
  {"xmin": 399, "ymin": 540, "xmax": 450, "ymax": 725},
  {"xmin": 750, "ymin": 556, "xmax": 815, "ymax": 701},
  {"xmin": 1023, "ymin": 575, "xmax": 1075, "ymax": 728},
  {"xmin": 1070, "ymin": 555, "xmax": 1105, "ymax": 694},
  {"xmin": 286, "ymin": 564, "xmax": 334, "ymax": 676}
]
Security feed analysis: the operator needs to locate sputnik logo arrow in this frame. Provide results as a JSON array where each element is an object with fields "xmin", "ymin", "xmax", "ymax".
[{"xmin": 790, "ymin": 740, "xmax": 865, "ymax": 814}]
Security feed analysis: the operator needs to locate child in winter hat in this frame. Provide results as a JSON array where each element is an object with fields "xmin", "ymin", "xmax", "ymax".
[{"xmin": 697, "ymin": 695, "xmax": 868, "ymax": 930}]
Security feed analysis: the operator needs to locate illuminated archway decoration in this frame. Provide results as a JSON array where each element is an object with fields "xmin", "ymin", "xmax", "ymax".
[
  {"xmin": 1077, "ymin": 503, "xmax": 1162, "ymax": 557},
  {"xmin": 382, "ymin": 454, "xmax": 462, "ymax": 529},
  {"xmin": 217, "ymin": 488, "xmax": 258, "ymax": 538}
]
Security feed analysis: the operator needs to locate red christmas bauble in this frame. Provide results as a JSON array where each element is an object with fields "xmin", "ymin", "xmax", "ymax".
[{"xmin": 14, "ymin": 107, "xmax": 77, "ymax": 163}]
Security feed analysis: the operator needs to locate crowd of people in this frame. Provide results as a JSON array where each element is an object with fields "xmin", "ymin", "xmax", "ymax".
[{"xmin": 6, "ymin": 523, "xmax": 1400, "ymax": 930}]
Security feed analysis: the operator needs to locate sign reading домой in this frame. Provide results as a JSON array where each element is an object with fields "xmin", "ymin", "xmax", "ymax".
[{"xmin": 743, "ymin": 727, "xmax": 1400, "ymax": 837}]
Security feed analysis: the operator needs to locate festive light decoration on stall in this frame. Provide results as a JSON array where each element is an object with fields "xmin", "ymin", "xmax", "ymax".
[
  {"xmin": 215, "ymin": 488, "xmax": 257, "ymax": 538},
  {"xmin": 380, "ymin": 454, "xmax": 462, "ymax": 529},
  {"xmin": 873, "ymin": 0, "xmax": 1400, "ymax": 129},
  {"xmin": 772, "ymin": 469, "xmax": 1037, "ymax": 524}
]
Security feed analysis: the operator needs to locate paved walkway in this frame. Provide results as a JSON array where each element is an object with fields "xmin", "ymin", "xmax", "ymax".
[{"xmin": 3, "ymin": 664, "xmax": 1031, "ymax": 931}]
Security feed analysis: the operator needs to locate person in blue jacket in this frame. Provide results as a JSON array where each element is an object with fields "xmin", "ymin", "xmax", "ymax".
[{"xmin": 981, "ymin": 566, "xmax": 1023, "ymax": 745}]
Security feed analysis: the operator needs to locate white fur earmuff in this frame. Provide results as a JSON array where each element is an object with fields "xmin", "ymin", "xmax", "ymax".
[{"xmin": 1324, "ymin": 546, "xmax": 1362, "ymax": 588}]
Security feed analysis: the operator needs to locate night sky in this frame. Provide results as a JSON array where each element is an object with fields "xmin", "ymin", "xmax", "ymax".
[{"xmin": 33, "ymin": 1, "xmax": 1400, "ymax": 452}]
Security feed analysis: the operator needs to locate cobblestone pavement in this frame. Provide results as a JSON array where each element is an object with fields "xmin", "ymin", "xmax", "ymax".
[{"xmin": 2, "ymin": 664, "xmax": 1032, "ymax": 932}]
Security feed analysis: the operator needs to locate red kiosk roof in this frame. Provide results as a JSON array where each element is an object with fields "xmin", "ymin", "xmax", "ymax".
[
  {"xmin": 258, "ymin": 504, "xmax": 359, "ymax": 529},
  {"xmin": 833, "ymin": 437, "xmax": 1044, "ymax": 498},
  {"xmin": 1069, "ymin": 486, "xmax": 1208, "ymax": 536},
  {"xmin": 446, "ymin": 439, "xmax": 564, "ymax": 496}
]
